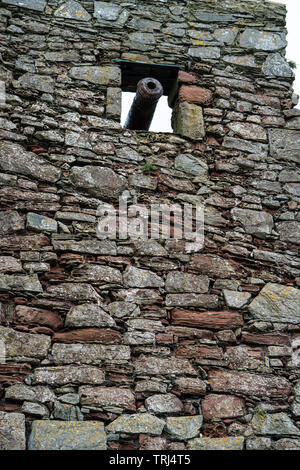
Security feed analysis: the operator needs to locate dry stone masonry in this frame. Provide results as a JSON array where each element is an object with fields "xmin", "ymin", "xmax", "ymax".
[{"xmin": 0, "ymin": 0, "xmax": 300, "ymax": 451}]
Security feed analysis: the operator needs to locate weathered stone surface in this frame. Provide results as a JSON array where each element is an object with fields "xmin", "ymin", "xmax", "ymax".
[
  {"xmin": 263, "ymin": 53, "xmax": 293, "ymax": 78},
  {"xmin": 227, "ymin": 122, "xmax": 267, "ymax": 142},
  {"xmin": 14, "ymin": 306, "xmax": 63, "ymax": 330},
  {"xmin": 223, "ymin": 55, "xmax": 257, "ymax": 68},
  {"xmin": 2, "ymin": 0, "xmax": 45, "ymax": 10},
  {"xmin": 202, "ymin": 394, "xmax": 245, "ymax": 420},
  {"xmin": 0, "ymin": 412, "xmax": 25, "ymax": 450},
  {"xmin": 179, "ymin": 86, "xmax": 212, "ymax": 105},
  {"xmin": 175, "ymin": 344, "xmax": 223, "ymax": 360},
  {"xmin": 123, "ymin": 266, "xmax": 164, "ymax": 288},
  {"xmin": 188, "ymin": 47, "xmax": 220, "ymax": 59},
  {"xmin": 52, "ymin": 329, "xmax": 121, "ymax": 344},
  {"xmin": 173, "ymin": 102, "xmax": 205, "ymax": 140},
  {"xmin": 240, "ymin": 29, "xmax": 286, "ymax": 51},
  {"xmin": 0, "ymin": 256, "xmax": 22, "ymax": 273},
  {"xmin": 223, "ymin": 290, "xmax": 252, "ymax": 309},
  {"xmin": 28, "ymin": 420, "xmax": 107, "ymax": 450},
  {"xmin": 145, "ymin": 393, "xmax": 183, "ymax": 415},
  {"xmin": 65, "ymin": 303, "xmax": 116, "ymax": 328},
  {"xmin": 246, "ymin": 437, "xmax": 272, "ymax": 450},
  {"xmin": 174, "ymin": 154, "xmax": 208, "ymax": 176},
  {"xmin": 187, "ymin": 437, "xmax": 244, "ymax": 450},
  {"xmin": 269, "ymin": 129, "xmax": 300, "ymax": 163},
  {"xmin": 52, "ymin": 239, "xmax": 116, "ymax": 255},
  {"xmin": 171, "ymin": 310, "xmax": 244, "ymax": 330},
  {"xmin": 277, "ymin": 221, "xmax": 300, "ymax": 244},
  {"xmin": 173, "ymin": 377, "xmax": 206, "ymax": 396},
  {"xmin": 22, "ymin": 401, "xmax": 49, "ymax": 418},
  {"xmin": 224, "ymin": 345, "xmax": 265, "ymax": 371},
  {"xmin": 94, "ymin": 1, "xmax": 121, "ymax": 21},
  {"xmin": 79, "ymin": 386, "xmax": 135, "ymax": 411},
  {"xmin": 166, "ymin": 416, "xmax": 203, "ymax": 440},
  {"xmin": 0, "ymin": 142, "xmax": 61, "ymax": 183},
  {"xmin": 27, "ymin": 213, "xmax": 58, "ymax": 233},
  {"xmin": 52, "ymin": 343, "xmax": 130, "ymax": 364},
  {"xmin": 134, "ymin": 355, "xmax": 197, "ymax": 376},
  {"xmin": 0, "ymin": 211, "xmax": 24, "ymax": 235},
  {"xmin": 18, "ymin": 73, "xmax": 54, "ymax": 92},
  {"xmin": 106, "ymin": 414, "xmax": 165, "ymax": 435},
  {"xmin": 0, "ymin": 326, "xmax": 51, "ymax": 360},
  {"xmin": 231, "ymin": 208, "xmax": 273, "ymax": 238},
  {"xmin": 189, "ymin": 254, "xmax": 245, "ymax": 278},
  {"xmin": 251, "ymin": 413, "xmax": 300, "ymax": 436},
  {"xmin": 241, "ymin": 332, "xmax": 290, "ymax": 346},
  {"xmin": 249, "ymin": 283, "xmax": 300, "ymax": 324},
  {"xmin": 166, "ymin": 293, "xmax": 219, "ymax": 309},
  {"xmin": 54, "ymin": 0, "xmax": 91, "ymax": 21},
  {"xmin": 139, "ymin": 435, "xmax": 167, "ymax": 450},
  {"xmin": 5, "ymin": 383, "xmax": 55, "ymax": 403},
  {"xmin": 32, "ymin": 365, "xmax": 105, "ymax": 386},
  {"xmin": 209, "ymin": 369, "xmax": 291, "ymax": 398},
  {"xmin": 46, "ymin": 283, "xmax": 101, "ymax": 302},
  {"xmin": 69, "ymin": 166, "xmax": 127, "ymax": 199},
  {"xmin": 165, "ymin": 272, "xmax": 209, "ymax": 293},
  {"xmin": 70, "ymin": 66, "xmax": 121, "ymax": 86},
  {"xmin": 71, "ymin": 265, "xmax": 122, "ymax": 284},
  {"xmin": 223, "ymin": 136, "xmax": 268, "ymax": 155}
]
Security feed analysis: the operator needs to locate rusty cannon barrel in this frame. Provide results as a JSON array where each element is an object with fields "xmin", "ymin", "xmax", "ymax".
[{"xmin": 124, "ymin": 77, "xmax": 164, "ymax": 131}]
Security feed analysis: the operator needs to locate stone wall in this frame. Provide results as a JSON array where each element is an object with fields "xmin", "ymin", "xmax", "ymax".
[{"xmin": 0, "ymin": 0, "xmax": 300, "ymax": 451}]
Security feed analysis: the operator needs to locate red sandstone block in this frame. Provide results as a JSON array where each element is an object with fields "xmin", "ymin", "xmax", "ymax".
[
  {"xmin": 175, "ymin": 344, "xmax": 223, "ymax": 360},
  {"xmin": 52, "ymin": 328, "xmax": 121, "ymax": 344},
  {"xmin": 241, "ymin": 332, "xmax": 290, "ymax": 346},
  {"xmin": 171, "ymin": 309, "xmax": 244, "ymax": 330},
  {"xmin": 14, "ymin": 305, "xmax": 63, "ymax": 331},
  {"xmin": 178, "ymin": 70, "xmax": 198, "ymax": 84},
  {"xmin": 139, "ymin": 435, "xmax": 167, "ymax": 451},
  {"xmin": 179, "ymin": 85, "xmax": 212, "ymax": 105}
]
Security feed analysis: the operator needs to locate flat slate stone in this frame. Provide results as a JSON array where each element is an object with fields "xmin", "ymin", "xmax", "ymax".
[
  {"xmin": 69, "ymin": 66, "xmax": 121, "ymax": 86},
  {"xmin": 240, "ymin": 29, "xmax": 286, "ymax": 51},
  {"xmin": 94, "ymin": 1, "xmax": 120, "ymax": 21},
  {"xmin": 0, "ymin": 274, "xmax": 43, "ymax": 293},
  {"xmin": 251, "ymin": 413, "xmax": 300, "ymax": 436},
  {"xmin": 32, "ymin": 365, "xmax": 105, "ymax": 386},
  {"xmin": 175, "ymin": 154, "xmax": 208, "ymax": 176},
  {"xmin": 173, "ymin": 102, "xmax": 205, "ymax": 140},
  {"xmin": 54, "ymin": 0, "xmax": 91, "ymax": 21},
  {"xmin": 0, "ymin": 412, "xmax": 26, "ymax": 450},
  {"xmin": 0, "ymin": 326, "xmax": 51, "ymax": 360},
  {"xmin": 277, "ymin": 221, "xmax": 300, "ymax": 244},
  {"xmin": 187, "ymin": 436, "xmax": 244, "ymax": 450},
  {"xmin": 52, "ymin": 343, "xmax": 131, "ymax": 364},
  {"xmin": 2, "ymin": 0, "xmax": 46, "ymax": 11},
  {"xmin": 263, "ymin": 53, "xmax": 293, "ymax": 78},
  {"xmin": 69, "ymin": 165, "xmax": 127, "ymax": 199},
  {"xmin": 106, "ymin": 413, "xmax": 165, "ymax": 435},
  {"xmin": 0, "ymin": 210, "xmax": 24, "ymax": 235},
  {"xmin": 248, "ymin": 283, "xmax": 300, "ymax": 324},
  {"xmin": 269, "ymin": 129, "xmax": 300, "ymax": 163},
  {"xmin": 28, "ymin": 420, "xmax": 107, "ymax": 450},
  {"xmin": 231, "ymin": 207, "xmax": 273, "ymax": 239},
  {"xmin": 188, "ymin": 47, "xmax": 220, "ymax": 59},
  {"xmin": 27, "ymin": 213, "xmax": 57, "ymax": 233},
  {"xmin": 223, "ymin": 290, "xmax": 252, "ymax": 309},
  {"xmin": 166, "ymin": 416, "xmax": 203, "ymax": 439}
]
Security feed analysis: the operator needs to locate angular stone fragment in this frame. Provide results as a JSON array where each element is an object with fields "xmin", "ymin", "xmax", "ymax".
[
  {"xmin": 52, "ymin": 343, "xmax": 130, "ymax": 364},
  {"xmin": 209, "ymin": 369, "xmax": 291, "ymax": 398},
  {"xmin": 171, "ymin": 310, "xmax": 243, "ymax": 330},
  {"xmin": 173, "ymin": 102, "xmax": 205, "ymax": 140},
  {"xmin": 202, "ymin": 394, "xmax": 245, "ymax": 420},
  {"xmin": 166, "ymin": 416, "xmax": 203, "ymax": 440},
  {"xmin": 114, "ymin": 288, "xmax": 162, "ymax": 305},
  {"xmin": 27, "ymin": 213, "xmax": 57, "ymax": 233},
  {"xmin": 249, "ymin": 283, "xmax": 300, "ymax": 324},
  {"xmin": 0, "ymin": 412, "xmax": 25, "ymax": 450},
  {"xmin": 223, "ymin": 290, "xmax": 252, "ymax": 309},
  {"xmin": 0, "ymin": 326, "xmax": 51, "ymax": 360},
  {"xmin": 263, "ymin": 53, "xmax": 293, "ymax": 78},
  {"xmin": 65, "ymin": 303, "xmax": 116, "ymax": 328},
  {"xmin": 5, "ymin": 383, "xmax": 55, "ymax": 403},
  {"xmin": 223, "ymin": 136, "xmax": 268, "ymax": 155},
  {"xmin": 69, "ymin": 166, "xmax": 126, "ymax": 199},
  {"xmin": 32, "ymin": 365, "xmax": 105, "ymax": 386},
  {"xmin": 134, "ymin": 355, "xmax": 197, "ymax": 376},
  {"xmin": 174, "ymin": 154, "xmax": 208, "ymax": 176},
  {"xmin": 165, "ymin": 272, "xmax": 209, "ymax": 293},
  {"xmin": 0, "ymin": 142, "xmax": 61, "ymax": 183},
  {"xmin": 70, "ymin": 66, "xmax": 121, "ymax": 86},
  {"xmin": 277, "ymin": 221, "xmax": 300, "ymax": 244},
  {"xmin": 269, "ymin": 129, "xmax": 300, "ymax": 163},
  {"xmin": 123, "ymin": 266, "xmax": 164, "ymax": 288},
  {"xmin": 17, "ymin": 73, "xmax": 54, "ymax": 93},
  {"xmin": 227, "ymin": 122, "xmax": 267, "ymax": 142},
  {"xmin": 224, "ymin": 345, "xmax": 264, "ymax": 371},
  {"xmin": 54, "ymin": 0, "xmax": 91, "ymax": 21},
  {"xmin": 28, "ymin": 420, "xmax": 106, "ymax": 450},
  {"xmin": 52, "ymin": 328, "xmax": 121, "ymax": 344},
  {"xmin": 189, "ymin": 254, "xmax": 245, "ymax": 278},
  {"xmin": 79, "ymin": 386, "xmax": 136, "ymax": 411},
  {"xmin": 0, "ymin": 211, "xmax": 24, "ymax": 235},
  {"xmin": 0, "ymin": 256, "xmax": 22, "ymax": 273},
  {"xmin": 106, "ymin": 413, "xmax": 165, "ymax": 435},
  {"xmin": 251, "ymin": 412, "xmax": 300, "ymax": 436},
  {"xmin": 14, "ymin": 306, "xmax": 63, "ymax": 330},
  {"xmin": 187, "ymin": 437, "xmax": 244, "ymax": 450},
  {"xmin": 145, "ymin": 393, "xmax": 183, "ymax": 415},
  {"xmin": 240, "ymin": 29, "xmax": 286, "ymax": 51},
  {"xmin": 46, "ymin": 283, "xmax": 101, "ymax": 302},
  {"xmin": 231, "ymin": 208, "xmax": 273, "ymax": 238},
  {"xmin": 22, "ymin": 401, "xmax": 49, "ymax": 418},
  {"xmin": 166, "ymin": 293, "xmax": 219, "ymax": 309}
]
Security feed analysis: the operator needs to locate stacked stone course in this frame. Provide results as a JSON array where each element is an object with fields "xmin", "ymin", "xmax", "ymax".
[{"xmin": 0, "ymin": 0, "xmax": 300, "ymax": 451}]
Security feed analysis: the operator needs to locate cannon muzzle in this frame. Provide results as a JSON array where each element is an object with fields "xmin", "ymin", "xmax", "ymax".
[{"xmin": 124, "ymin": 77, "xmax": 164, "ymax": 131}]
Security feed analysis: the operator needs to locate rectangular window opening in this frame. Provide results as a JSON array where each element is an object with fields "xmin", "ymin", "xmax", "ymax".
[{"xmin": 115, "ymin": 59, "xmax": 184, "ymax": 133}]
